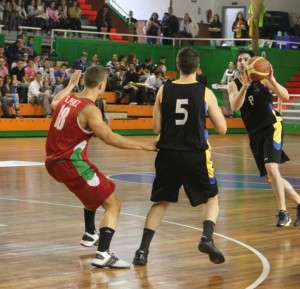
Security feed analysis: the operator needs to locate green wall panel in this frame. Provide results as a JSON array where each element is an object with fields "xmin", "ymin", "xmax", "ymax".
[{"xmin": 54, "ymin": 39, "xmax": 300, "ymax": 106}]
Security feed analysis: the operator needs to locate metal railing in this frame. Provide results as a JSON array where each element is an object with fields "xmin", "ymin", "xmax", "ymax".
[{"xmin": 275, "ymin": 94, "xmax": 300, "ymax": 123}]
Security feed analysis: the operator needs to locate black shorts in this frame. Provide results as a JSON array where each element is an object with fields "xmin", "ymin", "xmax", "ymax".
[
  {"xmin": 151, "ymin": 149, "xmax": 218, "ymax": 207},
  {"xmin": 249, "ymin": 122, "xmax": 290, "ymax": 177}
]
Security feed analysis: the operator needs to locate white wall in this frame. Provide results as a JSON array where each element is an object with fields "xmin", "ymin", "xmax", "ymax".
[{"xmin": 108, "ymin": 0, "xmax": 299, "ymax": 24}]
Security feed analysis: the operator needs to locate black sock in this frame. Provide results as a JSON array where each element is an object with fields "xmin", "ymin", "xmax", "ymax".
[
  {"xmin": 297, "ymin": 204, "xmax": 300, "ymax": 215},
  {"xmin": 138, "ymin": 228, "xmax": 155, "ymax": 253},
  {"xmin": 202, "ymin": 220, "xmax": 215, "ymax": 242},
  {"xmin": 98, "ymin": 227, "xmax": 115, "ymax": 252},
  {"xmin": 84, "ymin": 208, "xmax": 96, "ymax": 234}
]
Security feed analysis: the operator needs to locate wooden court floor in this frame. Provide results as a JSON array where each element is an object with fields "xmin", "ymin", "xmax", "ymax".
[{"xmin": 0, "ymin": 134, "xmax": 300, "ymax": 289}]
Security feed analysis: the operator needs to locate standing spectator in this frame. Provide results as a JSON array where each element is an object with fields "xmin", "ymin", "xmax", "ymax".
[
  {"xmin": 68, "ymin": 0, "xmax": 81, "ymax": 37},
  {"xmin": 74, "ymin": 51, "xmax": 88, "ymax": 73},
  {"xmin": 95, "ymin": 5, "xmax": 112, "ymax": 39},
  {"xmin": 145, "ymin": 12, "xmax": 161, "ymax": 44},
  {"xmin": 28, "ymin": 71, "xmax": 53, "ymax": 118},
  {"xmin": 178, "ymin": 13, "xmax": 199, "ymax": 45},
  {"xmin": 293, "ymin": 17, "xmax": 300, "ymax": 38},
  {"xmin": 168, "ymin": 7, "xmax": 179, "ymax": 37},
  {"xmin": 232, "ymin": 12, "xmax": 248, "ymax": 46},
  {"xmin": 127, "ymin": 10, "xmax": 138, "ymax": 43},
  {"xmin": 161, "ymin": 12, "xmax": 172, "ymax": 45},
  {"xmin": 208, "ymin": 14, "xmax": 222, "ymax": 46},
  {"xmin": 220, "ymin": 61, "xmax": 239, "ymax": 118},
  {"xmin": 133, "ymin": 47, "xmax": 226, "ymax": 266}
]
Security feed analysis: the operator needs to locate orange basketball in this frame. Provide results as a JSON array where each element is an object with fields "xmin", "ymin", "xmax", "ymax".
[{"xmin": 246, "ymin": 56, "xmax": 271, "ymax": 81}]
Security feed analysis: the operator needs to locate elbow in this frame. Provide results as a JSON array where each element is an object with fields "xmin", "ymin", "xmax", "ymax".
[{"xmin": 218, "ymin": 126, "xmax": 227, "ymax": 135}]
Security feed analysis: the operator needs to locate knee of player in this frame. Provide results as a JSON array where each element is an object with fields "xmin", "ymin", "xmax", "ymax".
[{"xmin": 265, "ymin": 163, "xmax": 280, "ymax": 179}]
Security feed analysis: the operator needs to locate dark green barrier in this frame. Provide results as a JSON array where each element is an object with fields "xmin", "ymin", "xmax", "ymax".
[
  {"xmin": 54, "ymin": 38, "xmax": 300, "ymax": 106},
  {"xmin": 0, "ymin": 34, "xmax": 5, "ymax": 46}
]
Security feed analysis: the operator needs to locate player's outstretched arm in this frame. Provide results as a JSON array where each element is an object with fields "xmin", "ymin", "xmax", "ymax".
[
  {"xmin": 83, "ymin": 105, "xmax": 156, "ymax": 151},
  {"xmin": 51, "ymin": 70, "xmax": 82, "ymax": 110},
  {"xmin": 206, "ymin": 88, "xmax": 227, "ymax": 135}
]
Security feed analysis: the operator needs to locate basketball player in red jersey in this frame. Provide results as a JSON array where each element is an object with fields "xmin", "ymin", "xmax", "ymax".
[
  {"xmin": 228, "ymin": 48, "xmax": 300, "ymax": 227},
  {"xmin": 45, "ymin": 66, "xmax": 156, "ymax": 268}
]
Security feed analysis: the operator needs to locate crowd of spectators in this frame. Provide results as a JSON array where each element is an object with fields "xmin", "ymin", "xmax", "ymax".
[{"xmin": 0, "ymin": 36, "xmax": 177, "ymax": 118}]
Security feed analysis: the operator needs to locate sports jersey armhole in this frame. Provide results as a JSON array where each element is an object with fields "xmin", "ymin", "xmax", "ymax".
[{"xmin": 77, "ymin": 103, "xmax": 94, "ymax": 134}]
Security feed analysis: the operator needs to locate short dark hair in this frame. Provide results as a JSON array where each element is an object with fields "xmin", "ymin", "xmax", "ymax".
[
  {"xmin": 176, "ymin": 47, "xmax": 199, "ymax": 75},
  {"xmin": 84, "ymin": 65, "xmax": 107, "ymax": 88},
  {"xmin": 236, "ymin": 48, "xmax": 255, "ymax": 61}
]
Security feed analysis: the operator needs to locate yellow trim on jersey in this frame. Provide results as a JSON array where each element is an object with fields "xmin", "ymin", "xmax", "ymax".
[{"xmin": 205, "ymin": 146, "xmax": 215, "ymax": 179}]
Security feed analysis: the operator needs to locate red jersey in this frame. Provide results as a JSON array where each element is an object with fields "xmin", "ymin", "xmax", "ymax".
[{"xmin": 45, "ymin": 93, "xmax": 95, "ymax": 162}]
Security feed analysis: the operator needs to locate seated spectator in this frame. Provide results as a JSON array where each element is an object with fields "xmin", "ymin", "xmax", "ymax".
[
  {"xmin": 118, "ymin": 54, "xmax": 128, "ymax": 67},
  {"xmin": 144, "ymin": 70, "xmax": 163, "ymax": 104},
  {"xmin": 0, "ymin": 46, "xmax": 8, "ymax": 68},
  {"xmin": 10, "ymin": 57, "xmax": 29, "ymax": 103},
  {"xmin": 125, "ymin": 62, "xmax": 142, "ymax": 104},
  {"xmin": 6, "ymin": 39, "xmax": 24, "ymax": 68},
  {"xmin": 68, "ymin": 0, "xmax": 82, "ymax": 37},
  {"xmin": 127, "ymin": 52, "xmax": 138, "ymax": 65},
  {"xmin": 35, "ymin": 0, "xmax": 50, "ymax": 35},
  {"xmin": 38, "ymin": 58, "xmax": 55, "ymax": 91},
  {"xmin": 0, "ymin": 74, "xmax": 22, "ymax": 118},
  {"xmin": 196, "ymin": 66, "xmax": 207, "ymax": 87},
  {"xmin": 140, "ymin": 57, "xmax": 154, "ymax": 82},
  {"xmin": 26, "ymin": 0, "xmax": 36, "ymax": 27},
  {"xmin": 53, "ymin": 62, "xmax": 68, "ymax": 94},
  {"xmin": 178, "ymin": 13, "xmax": 199, "ymax": 45},
  {"xmin": 24, "ymin": 36, "xmax": 34, "ymax": 55},
  {"xmin": 47, "ymin": 1, "xmax": 60, "ymax": 30},
  {"xmin": 24, "ymin": 58, "xmax": 36, "ymax": 82},
  {"xmin": 106, "ymin": 53, "xmax": 119, "ymax": 77},
  {"xmin": 87, "ymin": 54, "xmax": 100, "ymax": 67},
  {"xmin": 33, "ymin": 54, "xmax": 41, "ymax": 73},
  {"xmin": 74, "ymin": 51, "xmax": 88, "ymax": 72},
  {"xmin": 28, "ymin": 72, "xmax": 53, "ymax": 118},
  {"xmin": 110, "ymin": 65, "xmax": 138, "ymax": 104},
  {"xmin": 95, "ymin": 5, "xmax": 112, "ymax": 38},
  {"xmin": 0, "ymin": 57, "xmax": 8, "ymax": 78},
  {"xmin": 57, "ymin": 3, "xmax": 69, "ymax": 30},
  {"xmin": 145, "ymin": 12, "xmax": 161, "ymax": 44}
]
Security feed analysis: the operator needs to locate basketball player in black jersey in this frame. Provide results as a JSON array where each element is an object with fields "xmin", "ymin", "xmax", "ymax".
[
  {"xmin": 133, "ymin": 47, "xmax": 227, "ymax": 266},
  {"xmin": 228, "ymin": 48, "xmax": 300, "ymax": 227}
]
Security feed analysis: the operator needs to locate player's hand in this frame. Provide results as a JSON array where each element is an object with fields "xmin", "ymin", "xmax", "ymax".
[
  {"xmin": 143, "ymin": 140, "xmax": 157, "ymax": 151},
  {"xmin": 70, "ymin": 70, "xmax": 82, "ymax": 86}
]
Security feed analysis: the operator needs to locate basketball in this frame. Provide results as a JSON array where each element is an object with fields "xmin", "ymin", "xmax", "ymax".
[{"xmin": 246, "ymin": 56, "xmax": 271, "ymax": 81}]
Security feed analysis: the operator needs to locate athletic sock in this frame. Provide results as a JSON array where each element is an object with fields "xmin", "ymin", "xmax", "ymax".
[
  {"xmin": 138, "ymin": 228, "xmax": 155, "ymax": 253},
  {"xmin": 98, "ymin": 227, "xmax": 115, "ymax": 252},
  {"xmin": 84, "ymin": 208, "xmax": 96, "ymax": 234},
  {"xmin": 202, "ymin": 220, "xmax": 215, "ymax": 242}
]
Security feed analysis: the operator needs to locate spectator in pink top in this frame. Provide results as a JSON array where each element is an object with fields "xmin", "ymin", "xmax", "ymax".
[
  {"xmin": 24, "ymin": 58, "xmax": 36, "ymax": 83},
  {"xmin": 0, "ymin": 57, "xmax": 8, "ymax": 78}
]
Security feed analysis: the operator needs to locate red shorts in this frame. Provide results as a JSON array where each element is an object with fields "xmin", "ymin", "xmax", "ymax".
[{"xmin": 45, "ymin": 160, "xmax": 115, "ymax": 210}]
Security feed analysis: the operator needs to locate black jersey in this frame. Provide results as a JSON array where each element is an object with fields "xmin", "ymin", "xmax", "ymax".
[
  {"xmin": 233, "ymin": 77, "xmax": 281, "ymax": 135},
  {"xmin": 157, "ymin": 81, "xmax": 209, "ymax": 151}
]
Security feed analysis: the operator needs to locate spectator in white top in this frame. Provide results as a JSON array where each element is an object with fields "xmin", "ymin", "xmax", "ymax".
[
  {"xmin": 178, "ymin": 13, "xmax": 199, "ymax": 45},
  {"xmin": 28, "ymin": 72, "xmax": 53, "ymax": 118}
]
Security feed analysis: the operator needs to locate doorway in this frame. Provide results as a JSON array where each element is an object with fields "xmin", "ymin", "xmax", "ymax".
[{"xmin": 222, "ymin": 6, "xmax": 246, "ymax": 46}]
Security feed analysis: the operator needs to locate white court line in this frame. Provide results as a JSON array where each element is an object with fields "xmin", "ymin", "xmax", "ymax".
[
  {"xmin": 0, "ymin": 224, "xmax": 8, "ymax": 227},
  {"xmin": 0, "ymin": 197, "xmax": 270, "ymax": 289}
]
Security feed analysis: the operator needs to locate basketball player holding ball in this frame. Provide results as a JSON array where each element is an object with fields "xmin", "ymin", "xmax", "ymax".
[{"xmin": 228, "ymin": 48, "xmax": 300, "ymax": 227}]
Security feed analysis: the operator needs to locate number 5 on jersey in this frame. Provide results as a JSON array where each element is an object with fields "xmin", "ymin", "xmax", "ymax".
[{"xmin": 175, "ymin": 99, "xmax": 189, "ymax": 125}]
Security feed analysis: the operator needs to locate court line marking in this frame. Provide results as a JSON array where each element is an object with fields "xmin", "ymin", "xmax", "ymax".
[
  {"xmin": 0, "ymin": 197, "xmax": 269, "ymax": 289},
  {"xmin": 0, "ymin": 224, "xmax": 8, "ymax": 227}
]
